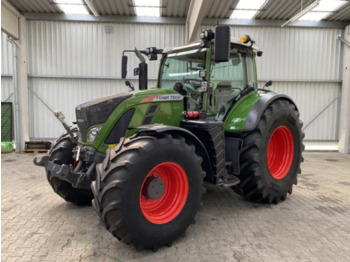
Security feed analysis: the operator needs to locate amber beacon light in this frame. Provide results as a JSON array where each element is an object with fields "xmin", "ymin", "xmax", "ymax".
[{"xmin": 240, "ymin": 35, "xmax": 252, "ymax": 43}]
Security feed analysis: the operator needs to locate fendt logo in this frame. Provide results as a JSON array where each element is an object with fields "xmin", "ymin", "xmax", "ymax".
[
  {"xmin": 141, "ymin": 94, "xmax": 183, "ymax": 103},
  {"xmin": 153, "ymin": 95, "xmax": 183, "ymax": 101}
]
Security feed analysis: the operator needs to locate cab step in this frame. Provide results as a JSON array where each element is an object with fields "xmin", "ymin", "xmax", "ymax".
[{"xmin": 217, "ymin": 176, "xmax": 240, "ymax": 187}]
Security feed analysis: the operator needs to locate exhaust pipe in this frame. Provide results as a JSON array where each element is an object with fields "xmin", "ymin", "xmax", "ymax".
[{"xmin": 135, "ymin": 48, "xmax": 148, "ymax": 90}]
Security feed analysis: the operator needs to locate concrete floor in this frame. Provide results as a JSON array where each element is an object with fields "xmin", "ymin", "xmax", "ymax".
[{"xmin": 1, "ymin": 152, "xmax": 350, "ymax": 262}]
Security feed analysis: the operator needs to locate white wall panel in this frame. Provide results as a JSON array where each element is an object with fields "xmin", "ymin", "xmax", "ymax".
[
  {"xmin": 200, "ymin": 25, "xmax": 342, "ymax": 142},
  {"xmin": 26, "ymin": 21, "xmax": 342, "ymax": 142},
  {"xmin": 27, "ymin": 21, "xmax": 185, "ymax": 138},
  {"xmin": 27, "ymin": 21, "xmax": 186, "ymax": 79},
  {"xmin": 1, "ymin": 32, "xmax": 13, "ymax": 75},
  {"xmin": 1, "ymin": 32, "xmax": 14, "ymax": 103},
  {"xmin": 201, "ymin": 25, "xmax": 343, "ymax": 81},
  {"xmin": 264, "ymin": 81, "xmax": 340, "ymax": 141},
  {"xmin": 1, "ymin": 78, "xmax": 14, "ymax": 103},
  {"xmin": 29, "ymin": 78, "xmax": 157, "ymax": 138}
]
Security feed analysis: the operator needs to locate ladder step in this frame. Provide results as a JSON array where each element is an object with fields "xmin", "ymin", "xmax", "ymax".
[{"xmin": 217, "ymin": 176, "xmax": 240, "ymax": 187}]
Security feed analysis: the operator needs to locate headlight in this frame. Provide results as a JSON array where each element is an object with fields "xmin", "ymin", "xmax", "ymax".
[{"xmin": 87, "ymin": 126, "xmax": 102, "ymax": 143}]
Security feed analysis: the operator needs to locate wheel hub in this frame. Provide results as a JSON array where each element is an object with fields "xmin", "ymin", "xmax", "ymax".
[
  {"xmin": 267, "ymin": 125, "xmax": 294, "ymax": 179},
  {"xmin": 146, "ymin": 177, "xmax": 165, "ymax": 200},
  {"xmin": 139, "ymin": 162, "xmax": 189, "ymax": 224}
]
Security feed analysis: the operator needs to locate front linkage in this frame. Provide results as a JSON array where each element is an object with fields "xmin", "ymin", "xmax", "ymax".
[
  {"xmin": 33, "ymin": 111, "xmax": 102, "ymax": 190},
  {"xmin": 33, "ymin": 155, "xmax": 92, "ymax": 189}
]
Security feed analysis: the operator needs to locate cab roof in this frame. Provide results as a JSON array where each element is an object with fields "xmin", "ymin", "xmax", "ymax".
[{"xmin": 163, "ymin": 37, "xmax": 260, "ymax": 54}]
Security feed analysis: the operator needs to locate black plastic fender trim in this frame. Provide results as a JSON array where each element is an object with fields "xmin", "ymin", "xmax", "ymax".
[
  {"xmin": 136, "ymin": 124, "xmax": 213, "ymax": 181},
  {"xmin": 243, "ymin": 91, "xmax": 298, "ymax": 131}
]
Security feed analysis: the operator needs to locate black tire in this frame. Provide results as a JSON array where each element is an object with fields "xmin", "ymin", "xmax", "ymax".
[
  {"xmin": 47, "ymin": 131, "xmax": 93, "ymax": 206},
  {"xmin": 92, "ymin": 134, "xmax": 205, "ymax": 250},
  {"xmin": 233, "ymin": 99, "xmax": 304, "ymax": 204}
]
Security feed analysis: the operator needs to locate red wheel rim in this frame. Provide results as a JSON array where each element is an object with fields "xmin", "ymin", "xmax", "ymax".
[
  {"xmin": 139, "ymin": 162, "xmax": 189, "ymax": 224},
  {"xmin": 267, "ymin": 126, "xmax": 294, "ymax": 179}
]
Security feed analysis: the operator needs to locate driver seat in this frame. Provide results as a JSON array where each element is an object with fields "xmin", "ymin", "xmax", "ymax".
[{"xmin": 215, "ymin": 82, "xmax": 240, "ymax": 113}]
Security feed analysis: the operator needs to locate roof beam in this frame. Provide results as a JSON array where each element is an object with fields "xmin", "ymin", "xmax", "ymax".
[
  {"xmin": 22, "ymin": 13, "xmax": 349, "ymax": 29},
  {"xmin": 203, "ymin": 18, "xmax": 349, "ymax": 29},
  {"xmin": 24, "ymin": 13, "xmax": 185, "ymax": 24},
  {"xmin": 84, "ymin": 0, "xmax": 99, "ymax": 17},
  {"xmin": 186, "ymin": 0, "xmax": 210, "ymax": 42},
  {"xmin": 281, "ymin": 0, "xmax": 319, "ymax": 27}
]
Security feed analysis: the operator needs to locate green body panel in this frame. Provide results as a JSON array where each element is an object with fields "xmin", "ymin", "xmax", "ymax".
[
  {"xmin": 79, "ymin": 88, "xmax": 184, "ymax": 153},
  {"xmin": 222, "ymin": 91, "xmax": 261, "ymax": 132}
]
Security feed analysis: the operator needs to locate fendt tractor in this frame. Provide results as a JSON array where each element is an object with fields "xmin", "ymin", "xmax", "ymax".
[{"xmin": 34, "ymin": 26, "xmax": 304, "ymax": 250}]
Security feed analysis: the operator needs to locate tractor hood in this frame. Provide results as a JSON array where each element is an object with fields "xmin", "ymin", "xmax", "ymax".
[{"xmin": 76, "ymin": 92, "xmax": 132, "ymax": 141}]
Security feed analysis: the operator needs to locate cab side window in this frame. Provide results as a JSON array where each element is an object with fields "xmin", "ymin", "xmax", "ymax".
[
  {"xmin": 211, "ymin": 49, "xmax": 244, "ymax": 112},
  {"xmin": 246, "ymin": 52, "xmax": 257, "ymax": 88}
]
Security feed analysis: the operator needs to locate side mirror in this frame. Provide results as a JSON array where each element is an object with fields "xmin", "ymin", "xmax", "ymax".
[
  {"xmin": 214, "ymin": 26, "xmax": 231, "ymax": 63},
  {"xmin": 264, "ymin": 80, "xmax": 273, "ymax": 88},
  {"xmin": 122, "ymin": 55, "xmax": 128, "ymax": 79},
  {"xmin": 125, "ymin": 81, "xmax": 134, "ymax": 91}
]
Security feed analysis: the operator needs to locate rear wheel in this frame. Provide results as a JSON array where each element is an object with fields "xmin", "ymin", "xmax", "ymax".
[
  {"xmin": 47, "ymin": 131, "xmax": 93, "ymax": 205},
  {"xmin": 233, "ymin": 99, "xmax": 304, "ymax": 204},
  {"xmin": 91, "ymin": 134, "xmax": 204, "ymax": 250}
]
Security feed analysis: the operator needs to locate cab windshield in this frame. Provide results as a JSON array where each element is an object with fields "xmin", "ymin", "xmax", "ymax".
[{"xmin": 159, "ymin": 48, "xmax": 207, "ymax": 110}]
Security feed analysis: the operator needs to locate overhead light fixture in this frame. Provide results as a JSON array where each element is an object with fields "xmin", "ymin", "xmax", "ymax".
[
  {"xmin": 134, "ymin": 0, "xmax": 161, "ymax": 17},
  {"xmin": 230, "ymin": 0, "xmax": 268, "ymax": 19},
  {"xmin": 299, "ymin": 0, "xmax": 347, "ymax": 21},
  {"xmin": 56, "ymin": 0, "xmax": 89, "ymax": 14}
]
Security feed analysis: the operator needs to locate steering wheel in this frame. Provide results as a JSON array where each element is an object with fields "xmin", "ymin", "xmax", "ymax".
[{"xmin": 184, "ymin": 78, "xmax": 202, "ymax": 87}]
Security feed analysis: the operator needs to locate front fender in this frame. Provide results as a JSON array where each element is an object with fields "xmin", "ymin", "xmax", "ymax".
[{"xmin": 136, "ymin": 124, "xmax": 213, "ymax": 181}]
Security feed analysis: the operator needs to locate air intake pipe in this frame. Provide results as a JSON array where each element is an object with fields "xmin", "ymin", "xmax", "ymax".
[{"xmin": 135, "ymin": 48, "xmax": 148, "ymax": 90}]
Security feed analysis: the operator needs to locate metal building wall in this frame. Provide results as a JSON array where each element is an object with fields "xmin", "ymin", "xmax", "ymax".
[
  {"xmin": 1, "ymin": 32, "xmax": 14, "ymax": 103},
  {"xmin": 26, "ymin": 21, "xmax": 342, "ymax": 141},
  {"xmin": 27, "ymin": 21, "xmax": 185, "ymax": 138},
  {"xmin": 201, "ymin": 25, "xmax": 342, "ymax": 141}
]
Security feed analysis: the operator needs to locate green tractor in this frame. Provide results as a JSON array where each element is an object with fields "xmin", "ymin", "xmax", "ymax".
[{"xmin": 34, "ymin": 26, "xmax": 304, "ymax": 250}]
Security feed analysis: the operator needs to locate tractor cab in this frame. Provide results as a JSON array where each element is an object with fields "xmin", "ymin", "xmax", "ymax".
[
  {"xmin": 121, "ymin": 26, "xmax": 262, "ymax": 121},
  {"xmin": 159, "ymin": 35, "xmax": 260, "ymax": 119}
]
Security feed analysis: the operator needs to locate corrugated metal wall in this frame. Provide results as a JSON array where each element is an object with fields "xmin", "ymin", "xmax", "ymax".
[
  {"xmin": 201, "ymin": 25, "xmax": 342, "ymax": 141},
  {"xmin": 1, "ymin": 32, "xmax": 14, "ymax": 103},
  {"xmin": 200, "ymin": 26, "xmax": 343, "ymax": 81},
  {"xmin": 27, "ymin": 21, "xmax": 185, "ymax": 78},
  {"xmin": 23, "ymin": 21, "xmax": 343, "ymax": 140},
  {"xmin": 1, "ymin": 32, "xmax": 13, "ymax": 75},
  {"xmin": 266, "ymin": 81, "xmax": 340, "ymax": 141},
  {"xmin": 27, "ymin": 21, "xmax": 185, "ymax": 138}
]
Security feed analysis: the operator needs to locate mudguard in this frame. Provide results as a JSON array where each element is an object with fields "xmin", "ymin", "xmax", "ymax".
[
  {"xmin": 243, "ymin": 91, "xmax": 298, "ymax": 131},
  {"xmin": 136, "ymin": 124, "xmax": 213, "ymax": 181},
  {"xmin": 224, "ymin": 90, "xmax": 298, "ymax": 133}
]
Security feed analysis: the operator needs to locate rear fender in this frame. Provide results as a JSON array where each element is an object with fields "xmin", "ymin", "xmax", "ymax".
[
  {"xmin": 244, "ymin": 91, "xmax": 298, "ymax": 131},
  {"xmin": 224, "ymin": 91, "xmax": 298, "ymax": 132}
]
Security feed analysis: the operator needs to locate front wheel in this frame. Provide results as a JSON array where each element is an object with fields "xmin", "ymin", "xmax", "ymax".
[
  {"xmin": 91, "ymin": 134, "xmax": 204, "ymax": 250},
  {"xmin": 233, "ymin": 99, "xmax": 304, "ymax": 204}
]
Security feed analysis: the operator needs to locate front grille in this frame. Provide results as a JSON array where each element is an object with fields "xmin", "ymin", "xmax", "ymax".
[{"xmin": 75, "ymin": 93, "xmax": 132, "ymax": 141}]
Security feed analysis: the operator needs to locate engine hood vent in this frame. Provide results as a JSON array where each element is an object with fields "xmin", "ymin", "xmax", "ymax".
[{"xmin": 76, "ymin": 92, "xmax": 132, "ymax": 141}]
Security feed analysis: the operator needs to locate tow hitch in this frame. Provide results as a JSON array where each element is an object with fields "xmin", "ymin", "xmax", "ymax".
[{"xmin": 33, "ymin": 156, "xmax": 94, "ymax": 189}]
